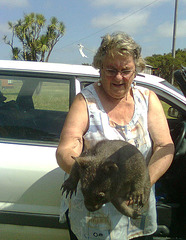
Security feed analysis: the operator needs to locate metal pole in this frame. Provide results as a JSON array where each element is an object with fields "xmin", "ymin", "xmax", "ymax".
[
  {"xmin": 172, "ymin": 0, "xmax": 178, "ymax": 57},
  {"xmin": 171, "ymin": 0, "xmax": 178, "ymax": 84}
]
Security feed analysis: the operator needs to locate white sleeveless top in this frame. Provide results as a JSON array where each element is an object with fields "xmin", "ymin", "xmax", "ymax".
[{"xmin": 60, "ymin": 84, "xmax": 157, "ymax": 240}]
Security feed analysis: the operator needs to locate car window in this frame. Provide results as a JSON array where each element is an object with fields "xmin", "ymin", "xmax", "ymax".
[{"xmin": 0, "ymin": 77, "xmax": 69, "ymax": 143}]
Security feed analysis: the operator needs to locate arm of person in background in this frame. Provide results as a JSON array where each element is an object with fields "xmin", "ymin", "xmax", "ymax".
[
  {"xmin": 56, "ymin": 93, "xmax": 88, "ymax": 174},
  {"xmin": 148, "ymin": 91, "xmax": 175, "ymax": 186}
]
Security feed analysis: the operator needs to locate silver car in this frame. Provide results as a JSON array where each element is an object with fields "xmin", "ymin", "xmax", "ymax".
[{"xmin": 0, "ymin": 60, "xmax": 185, "ymax": 240}]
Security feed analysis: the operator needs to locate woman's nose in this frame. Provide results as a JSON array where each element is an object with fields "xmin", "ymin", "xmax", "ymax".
[
  {"xmin": 115, "ymin": 72, "xmax": 125, "ymax": 81},
  {"xmin": 115, "ymin": 72, "xmax": 126, "ymax": 81}
]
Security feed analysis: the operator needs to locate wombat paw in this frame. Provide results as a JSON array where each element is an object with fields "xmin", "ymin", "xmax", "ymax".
[
  {"xmin": 61, "ymin": 180, "xmax": 77, "ymax": 199},
  {"xmin": 127, "ymin": 193, "xmax": 144, "ymax": 208}
]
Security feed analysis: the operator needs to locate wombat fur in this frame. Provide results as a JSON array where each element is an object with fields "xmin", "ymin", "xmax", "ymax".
[{"xmin": 61, "ymin": 139, "xmax": 151, "ymax": 218}]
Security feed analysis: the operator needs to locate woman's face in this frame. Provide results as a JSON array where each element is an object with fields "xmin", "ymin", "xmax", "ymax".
[{"xmin": 100, "ymin": 54, "xmax": 136, "ymax": 99}]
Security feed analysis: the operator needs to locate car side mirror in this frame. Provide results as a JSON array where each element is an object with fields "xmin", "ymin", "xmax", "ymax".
[{"xmin": 168, "ymin": 107, "xmax": 180, "ymax": 118}]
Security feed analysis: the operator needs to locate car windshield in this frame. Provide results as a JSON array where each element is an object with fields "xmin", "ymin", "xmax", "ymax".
[{"xmin": 0, "ymin": 76, "xmax": 70, "ymax": 143}]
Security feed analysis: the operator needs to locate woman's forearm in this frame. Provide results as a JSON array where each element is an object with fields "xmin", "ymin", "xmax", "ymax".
[{"xmin": 148, "ymin": 143, "xmax": 175, "ymax": 186}]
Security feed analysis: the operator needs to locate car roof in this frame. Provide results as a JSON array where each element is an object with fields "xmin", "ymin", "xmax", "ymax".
[{"xmin": 0, "ymin": 60, "xmax": 100, "ymax": 78}]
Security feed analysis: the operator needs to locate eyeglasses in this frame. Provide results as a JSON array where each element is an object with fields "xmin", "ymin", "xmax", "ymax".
[{"xmin": 104, "ymin": 68, "xmax": 136, "ymax": 77}]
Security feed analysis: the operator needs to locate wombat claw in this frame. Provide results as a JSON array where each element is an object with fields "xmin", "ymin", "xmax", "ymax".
[
  {"xmin": 127, "ymin": 193, "xmax": 144, "ymax": 208},
  {"xmin": 61, "ymin": 184, "xmax": 77, "ymax": 199}
]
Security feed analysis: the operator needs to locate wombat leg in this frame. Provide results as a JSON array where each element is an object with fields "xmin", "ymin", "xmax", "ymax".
[
  {"xmin": 111, "ymin": 198, "xmax": 141, "ymax": 219},
  {"xmin": 61, "ymin": 162, "xmax": 80, "ymax": 198},
  {"xmin": 131, "ymin": 180, "xmax": 151, "ymax": 208}
]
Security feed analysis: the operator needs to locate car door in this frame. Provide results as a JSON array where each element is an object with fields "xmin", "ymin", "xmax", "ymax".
[{"xmin": 0, "ymin": 74, "xmax": 71, "ymax": 226}]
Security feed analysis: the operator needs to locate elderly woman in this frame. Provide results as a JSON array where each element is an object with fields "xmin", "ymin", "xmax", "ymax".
[{"xmin": 56, "ymin": 32, "xmax": 174, "ymax": 240}]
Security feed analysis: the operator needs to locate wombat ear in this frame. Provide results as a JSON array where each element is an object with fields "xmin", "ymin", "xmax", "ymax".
[{"xmin": 102, "ymin": 161, "xmax": 118, "ymax": 174}]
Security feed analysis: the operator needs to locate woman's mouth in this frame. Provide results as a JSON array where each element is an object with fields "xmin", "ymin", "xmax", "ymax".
[{"xmin": 112, "ymin": 83, "xmax": 125, "ymax": 88}]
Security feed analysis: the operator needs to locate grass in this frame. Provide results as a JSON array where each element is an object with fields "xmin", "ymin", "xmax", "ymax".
[
  {"xmin": 2, "ymin": 80, "xmax": 70, "ymax": 112},
  {"xmin": 33, "ymin": 82, "xmax": 69, "ymax": 111}
]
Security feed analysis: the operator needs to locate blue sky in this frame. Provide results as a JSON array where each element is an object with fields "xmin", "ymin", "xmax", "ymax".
[{"xmin": 0, "ymin": 0, "xmax": 185, "ymax": 65}]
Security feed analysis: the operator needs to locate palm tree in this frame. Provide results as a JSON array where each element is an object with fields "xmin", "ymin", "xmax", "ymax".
[{"xmin": 3, "ymin": 13, "xmax": 65, "ymax": 62}]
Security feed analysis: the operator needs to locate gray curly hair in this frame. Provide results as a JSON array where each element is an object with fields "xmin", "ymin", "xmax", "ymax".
[{"xmin": 93, "ymin": 32, "xmax": 145, "ymax": 72}]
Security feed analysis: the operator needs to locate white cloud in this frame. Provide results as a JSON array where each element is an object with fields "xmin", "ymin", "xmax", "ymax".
[
  {"xmin": 157, "ymin": 19, "xmax": 186, "ymax": 38},
  {"xmin": 89, "ymin": 0, "xmax": 169, "ymax": 9},
  {"xmin": 0, "ymin": 0, "xmax": 29, "ymax": 8},
  {"xmin": 91, "ymin": 11, "xmax": 150, "ymax": 35},
  {"xmin": 157, "ymin": 22, "xmax": 173, "ymax": 37}
]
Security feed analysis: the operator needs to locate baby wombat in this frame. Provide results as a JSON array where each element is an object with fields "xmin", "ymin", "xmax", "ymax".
[{"xmin": 61, "ymin": 139, "xmax": 151, "ymax": 218}]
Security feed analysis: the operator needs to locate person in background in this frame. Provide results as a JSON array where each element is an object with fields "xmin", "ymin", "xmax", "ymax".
[{"xmin": 56, "ymin": 32, "xmax": 174, "ymax": 240}]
